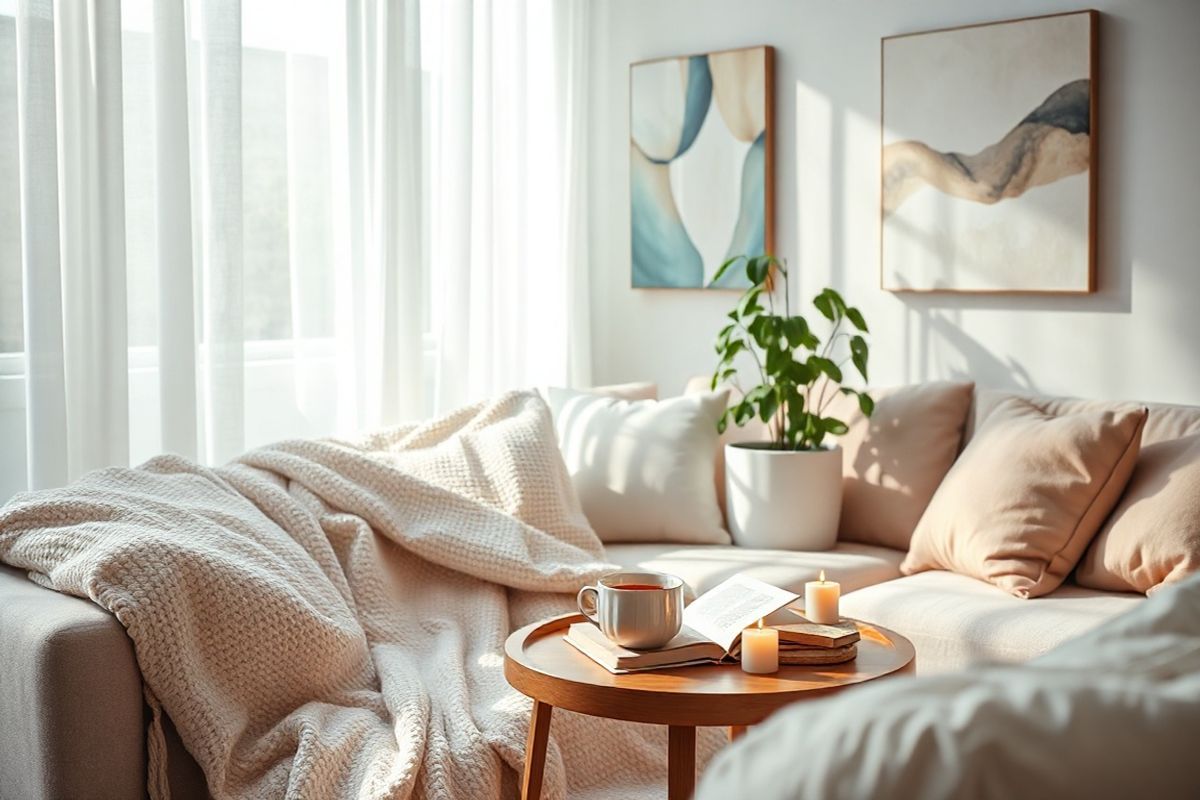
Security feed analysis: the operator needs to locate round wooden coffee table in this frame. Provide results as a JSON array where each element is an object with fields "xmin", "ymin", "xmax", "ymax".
[{"xmin": 504, "ymin": 613, "xmax": 915, "ymax": 800}]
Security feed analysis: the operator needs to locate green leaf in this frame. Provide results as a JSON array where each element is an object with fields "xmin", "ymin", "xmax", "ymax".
[
  {"xmin": 714, "ymin": 322, "xmax": 737, "ymax": 354},
  {"xmin": 846, "ymin": 307, "xmax": 869, "ymax": 332},
  {"xmin": 765, "ymin": 342, "xmax": 792, "ymax": 375},
  {"xmin": 784, "ymin": 360, "xmax": 815, "ymax": 385},
  {"xmin": 710, "ymin": 366, "xmax": 737, "ymax": 390},
  {"xmin": 758, "ymin": 387, "xmax": 779, "ymax": 423},
  {"xmin": 857, "ymin": 391, "xmax": 875, "ymax": 417},
  {"xmin": 823, "ymin": 417, "xmax": 849, "ymax": 436},
  {"xmin": 812, "ymin": 291, "xmax": 835, "ymax": 321},
  {"xmin": 782, "ymin": 316, "xmax": 808, "ymax": 349},
  {"xmin": 745, "ymin": 384, "xmax": 772, "ymax": 404},
  {"xmin": 733, "ymin": 400, "xmax": 755, "ymax": 426},
  {"xmin": 737, "ymin": 286, "xmax": 764, "ymax": 319},
  {"xmin": 786, "ymin": 393, "xmax": 806, "ymax": 439},
  {"xmin": 717, "ymin": 409, "xmax": 729, "ymax": 434},
  {"xmin": 718, "ymin": 338, "xmax": 745, "ymax": 366},
  {"xmin": 712, "ymin": 256, "xmax": 743, "ymax": 286},
  {"xmin": 805, "ymin": 413, "xmax": 823, "ymax": 450},
  {"xmin": 747, "ymin": 315, "xmax": 779, "ymax": 349},
  {"xmin": 746, "ymin": 255, "xmax": 773, "ymax": 286},
  {"xmin": 824, "ymin": 288, "xmax": 848, "ymax": 315},
  {"xmin": 809, "ymin": 356, "xmax": 843, "ymax": 383},
  {"xmin": 850, "ymin": 335, "xmax": 869, "ymax": 381}
]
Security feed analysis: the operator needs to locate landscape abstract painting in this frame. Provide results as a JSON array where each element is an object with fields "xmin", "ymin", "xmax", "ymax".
[
  {"xmin": 881, "ymin": 12, "xmax": 1097, "ymax": 293},
  {"xmin": 631, "ymin": 46, "xmax": 774, "ymax": 289}
]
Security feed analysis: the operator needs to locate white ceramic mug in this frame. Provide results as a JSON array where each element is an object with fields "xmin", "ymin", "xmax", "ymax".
[{"xmin": 576, "ymin": 571, "xmax": 684, "ymax": 649}]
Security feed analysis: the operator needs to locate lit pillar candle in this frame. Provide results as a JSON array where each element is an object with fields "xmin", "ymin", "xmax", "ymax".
[
  {"xmin": 741, "ymin": 618, "xmax": 779, "ymax": 674},
  {"xmin": 804, "ymin": 570, "xmax": 840, "ymax": 624}
]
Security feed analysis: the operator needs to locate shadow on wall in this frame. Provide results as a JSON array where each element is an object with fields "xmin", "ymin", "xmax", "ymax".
[{"xmin": 899, "ymin": 304, "xmax": 1041, "ymax": 394}]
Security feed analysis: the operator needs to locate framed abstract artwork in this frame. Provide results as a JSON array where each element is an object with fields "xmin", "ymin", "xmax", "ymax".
[
  {"xmin": 630, "ymin": 45, "xmax": 774, "ymax": 289},
  {"xmin": 880, "ymin": 11, "xmax": 1098, "ymax": 293}
]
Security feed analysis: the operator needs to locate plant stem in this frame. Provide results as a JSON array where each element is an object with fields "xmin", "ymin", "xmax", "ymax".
[{"xmin": 735, "ymin": 322, "xmax": 770, "ymax": 395}]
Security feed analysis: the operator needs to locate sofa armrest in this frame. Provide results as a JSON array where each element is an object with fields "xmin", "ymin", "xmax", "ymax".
[{"xmin": 0, "ymin": 564, "xmax": 146, "ymax": 800}]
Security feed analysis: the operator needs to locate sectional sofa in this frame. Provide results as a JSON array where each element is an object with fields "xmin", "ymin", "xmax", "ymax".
[
  {"xmin": 609, "ymin": 381, "xmax": 1199, "ymax": 675},
  {"xmin": 1, "ymin": 380, "xmax": 1196, "ymax": 798}
]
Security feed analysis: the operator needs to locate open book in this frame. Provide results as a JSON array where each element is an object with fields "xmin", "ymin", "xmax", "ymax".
[{"xmin": 565, "ymin": 574, "xmax": 799, "ymax": 673}]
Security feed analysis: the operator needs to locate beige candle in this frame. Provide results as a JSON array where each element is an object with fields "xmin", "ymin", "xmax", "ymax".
[
  {"xmin": 804, "ymin": 570, "xmax": 840, "ymax": 624},
  {"xmin": 740, "ymin": 618, "xmax": 779, "ymax": 674}
]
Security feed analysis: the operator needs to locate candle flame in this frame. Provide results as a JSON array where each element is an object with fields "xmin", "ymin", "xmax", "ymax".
[
  {"xmin": 757, "ymin": 618, "xmax": 764, "ymax": 630},
  {"xmin": 819, "ymin": 569, "xmax": 826, "ymax": 583}
]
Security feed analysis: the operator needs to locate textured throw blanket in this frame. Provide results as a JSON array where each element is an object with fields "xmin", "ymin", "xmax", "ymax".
[{"xmin": 0, "ymin": 391, "xmax": 721, "ymax": 799}]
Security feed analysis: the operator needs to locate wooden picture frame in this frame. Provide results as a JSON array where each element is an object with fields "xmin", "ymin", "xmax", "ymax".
[
  {"xmin": 880, "ymin": 11, "xmax": 1098, "ymax": 294},
  {"xmin": 630, "ymin": 45, "xmax": 775, "ymax": 290}
]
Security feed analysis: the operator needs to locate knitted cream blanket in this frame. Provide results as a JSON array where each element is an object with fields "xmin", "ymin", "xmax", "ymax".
[{"xmin": 0, "ymin": 391, "xmax": 721, "ymax": 799}]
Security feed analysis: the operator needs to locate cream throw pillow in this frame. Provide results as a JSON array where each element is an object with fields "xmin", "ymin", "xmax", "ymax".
[
  {"xmin": 1076, "ymin": 434, "xmax": 1200, "ymax": 595},
  {"xmin": 546, "ymin": 387, "xmax": 730, "ymax": 544},
  {"xmin": 902, "ymin": 397, "xmax": 1148, "ymax": 598}
]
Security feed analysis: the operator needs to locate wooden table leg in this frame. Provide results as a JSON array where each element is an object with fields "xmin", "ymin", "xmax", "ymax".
[
  {"xmin": 667, "ymin": 725, "xmax": 696, "ymax": 800},
  {"xmin": 521, "ymin": 700, "xmax": 554, "ymax": 800},
  {"xmin": 728, "ymin": 725, "xmax": 747, "ymax": 741}
]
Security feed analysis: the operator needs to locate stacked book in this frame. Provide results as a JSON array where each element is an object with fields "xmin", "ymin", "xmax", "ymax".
[{"xmin": 774, "ymin": 619, "xmax": 860, "ymax": 665}]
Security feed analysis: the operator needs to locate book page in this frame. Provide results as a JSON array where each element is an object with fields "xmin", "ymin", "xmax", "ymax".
[{"xmin": 682, "ymin": 574, "xmax": 800, "ymax": 652}]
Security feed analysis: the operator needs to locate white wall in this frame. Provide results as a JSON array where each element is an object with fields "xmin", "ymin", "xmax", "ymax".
[{"xmin": 588, "ymin": 0, "xmax": 1200, "ymax": 405}]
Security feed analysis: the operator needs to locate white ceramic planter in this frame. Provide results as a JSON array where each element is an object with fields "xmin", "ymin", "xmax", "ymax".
[{"xmin": 724, "ymin": 442, "xmax": 843, "ymax": 550}]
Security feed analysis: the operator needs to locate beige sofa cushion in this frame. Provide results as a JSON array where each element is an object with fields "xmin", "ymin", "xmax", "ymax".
[
  {"xmin": 604, "ymin": 541, "xmax": 905, "ymax": 599},
  {"xmin": 824, "ymin": 381, "xmax": 974, "ymax": 550},
  {"xmin": 968, "ymin": 388, "xmax": 1200, "ymax": 447},
  {"xmin": 839, "ymin": 570, "xmax": 1143, "ymax": 674},
  {"xmin": 1076, "ymin": 433, "xmax": 1200, "ymax": 595},
  {"xmin": 589, "ymin": 381, "xmax": 658, "ymax": 401},
  {"xmin": 902, "ymin": 398, "xmax": 1148, "ymax": 598}
]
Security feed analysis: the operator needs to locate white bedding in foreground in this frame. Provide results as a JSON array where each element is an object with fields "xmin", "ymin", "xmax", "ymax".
[
  {"xmin": 0, "ymin": 391, "xmax": 724, "ymax": 799},
  {"xmin": 696, "ymin": 573, "xmax": 1200, "ymax": 799}
]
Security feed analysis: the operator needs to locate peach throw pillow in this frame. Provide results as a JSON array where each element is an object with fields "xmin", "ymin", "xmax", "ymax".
[
  {"xmin": 1075, "ymin": 434, "xmax": 1200, "ymax": 595},
  {"xmin": 826, "ymin": 381, "xmax": 974, "ymax": 551},
  {"xmin": 902, "ymin": 398, "xmax": 1148, "ymax": 598}
]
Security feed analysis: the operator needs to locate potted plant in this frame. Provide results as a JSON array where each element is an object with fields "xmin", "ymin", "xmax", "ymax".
[{"xmin": 711, "ymin": 254, "xmax": 873, "ymax": 550}]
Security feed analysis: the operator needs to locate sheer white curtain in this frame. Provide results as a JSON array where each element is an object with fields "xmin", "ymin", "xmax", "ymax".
[
  {"xmin": 424, "ymin": 0, "xmax": 591, "ymax": 411},
  {"xmin": 0, "ymin": 0, "xmax": 590, "ymax": 499}
]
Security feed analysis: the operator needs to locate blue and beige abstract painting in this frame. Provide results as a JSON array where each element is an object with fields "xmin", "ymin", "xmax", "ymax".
[
  {"xmin": 881, "ymin": 12, "xmax": 1096, "ymax": 293},
  {"xmin": 630, "ymin": 46, "xmax": 772, "ymax": 289}
]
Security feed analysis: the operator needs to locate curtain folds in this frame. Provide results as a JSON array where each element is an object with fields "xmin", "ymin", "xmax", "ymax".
[
  {"xmin": 337, "ymin": 0, "xmax": 425, "ymax": 430},
  {"xmin": 152, "ymin": 0, "xmax": 199, "ymax": 460},
  {"xmin": 2, "ymin": 0, "xmax": 590, "ymax": 499},
  {"xmin": 428, "ymin": 0, "xmax": 591, "ymax": 411}
]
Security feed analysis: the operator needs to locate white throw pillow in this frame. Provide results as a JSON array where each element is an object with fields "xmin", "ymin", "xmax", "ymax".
[{"xmin": 545, "ymin": 387, "xmax": 730, "ymax": 544}]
